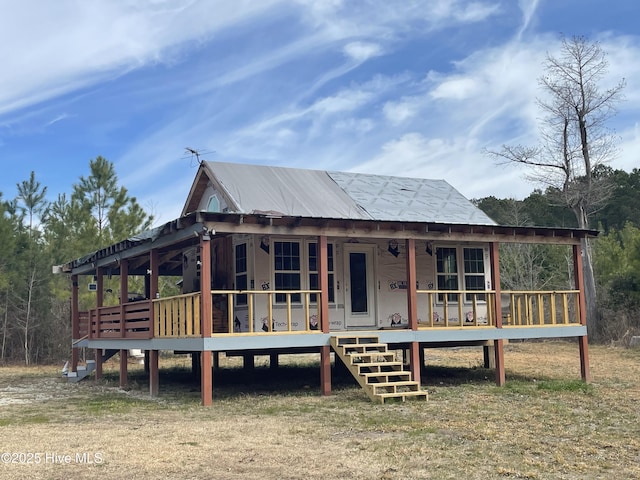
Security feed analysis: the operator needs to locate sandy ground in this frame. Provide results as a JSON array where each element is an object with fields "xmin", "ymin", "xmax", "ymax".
[{"xmin": 0, "ymin": 341, "xmax": 639, "ymax": 479}]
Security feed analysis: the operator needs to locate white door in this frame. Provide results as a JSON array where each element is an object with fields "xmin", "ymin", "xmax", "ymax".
[{"xmin": 343, "ymin": 244, "xmax": 377, "ymax": 328}]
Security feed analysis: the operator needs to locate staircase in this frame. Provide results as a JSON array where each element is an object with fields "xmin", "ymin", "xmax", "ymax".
[
  {"xmin": 62, "ymin": 349, "xmax": 118, "ymax": 383},
  {"xmin": 330, "ymin": 335, "xmax": 428, "ymax": 404},
  {"xmin": 63, "ymin": 360, "xmax": 96, "ymax": 383}
]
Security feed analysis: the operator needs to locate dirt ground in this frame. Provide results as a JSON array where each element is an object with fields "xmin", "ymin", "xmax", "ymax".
[{"xmin": 0, "ymin": 341, "xmax": 639, "ymax": 479}]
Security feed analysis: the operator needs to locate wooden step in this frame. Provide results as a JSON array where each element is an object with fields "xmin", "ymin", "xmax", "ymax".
[
  {"xmin": 372, "ymin": 381, "xmax": 420, "ymax": 395},
  {"xmin": 341, "ymin": 343, "xmax": 389, "ymax": 354},
  {"xmin": 347, "ymin": 352, "xmax": 396, "ymax": 363},
  {"xmin": 363, "ymin": 371, "xmax": 412, "ymax": 383},
  {"xmin": 377, "ymin": 390, "xmax": 429, "ymax": 403},
  {"xmin": 356, "ymin": 362, "xmax": 405, "ymax": 374},
  {"xmin": 334, "ymin": 336, "xmax": 380, "ymax": 346}
]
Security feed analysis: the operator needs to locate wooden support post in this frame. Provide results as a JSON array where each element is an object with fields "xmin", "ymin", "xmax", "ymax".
[
  {"xmin": 201, "ymin": 351, "xmax": 212, "ymax": 406},
  {"xmin": 200, "ymin": 231, "xmax": 212, "ymax": 337},
  {"xmin": 95, "ymin": 268, "xmax": 104, "ymax": 340},
  {"xmin": 243, "ymin": 354, "xmax": 255, "ymax": 370},
  {"xmin": 409, "ymin": 342, "xmax": 421, "ymax": 385},
  {"xmin": 120, "ymin": 259, "xmax": 128, "ymax": 338},
  {"xmin": 318, "ymin": 235, "xmax": 330, "ymax": 334},
  {"xmin": 494, "ymin": 339, "xmax": 505, "ymax": 386},
  {"xmin": 320, "ymin": 345, "xmax": 331, "ymax": 396},
  {"xmin": 419, "ymin": 347, "xmax": 426, "ymax": 375},
  {"xmin": 192, "ymin": 352, "xmax": 201, "ymax": 381},
  {"xmin": 270, "ymin": 353, "xmax": 279, "ymax": 369},
  {"xmin": 574, "ymin": 244, "xmax": 591, "ymax": 382},
  {"xmin": 95, "ymin": 349, "xmax": 103, "ymax": 379},
  {"xmin": 490, "ymin": 243, "xmax": 505, "ymax": 386},
  {"xmin": 405, "ymin": 239, "xmax": 418, "ymax": 331},
  {"xmin": 200, "ymin": 230, "xmax": 214, "ymax": 406},
  {"xmin": 149, "ymin": 350, "xmax": 159, "ymax": 397},
  {"xmin": 119, "ymin": 349, "xmax": 128, "ymax": 387},
  {"xmin": 213, "ymin": 352, "xmax": 219, "ymax": 370},
  {"xmin": 71, "ymin": 275, "xmax": 79, "ymax": 373},
  {"xmin": 483, "ymin": 345, "xmax": 496, "ymax": 369},
  {"xmin": 150, "ymin": 249, "xmax": 159, "ymax": 338},
  {"xmin": 144, "ymin": 350, "xmax": 150, "ymax": 374}
]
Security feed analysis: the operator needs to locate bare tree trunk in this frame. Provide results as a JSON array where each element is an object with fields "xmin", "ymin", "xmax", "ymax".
[
  {"xmin": 582, "ymin": 238, "xmax": 598, "ymax": 334},
  {"xmin": 23, "ymin": 268, "xmax": 36, "ymax": 366}
]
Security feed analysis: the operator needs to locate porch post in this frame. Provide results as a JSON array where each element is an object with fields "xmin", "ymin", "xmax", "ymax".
[
  {"xmin": 149, "ymin": 350, "xmax": 159, "ymax": 397},
  {"xmin": 574, "ymin": 244, "xmax": 591, "ymax": 382},
  {"xmin": 71, "ymin": 275, "xmax": 79, "ymax": 373},
  {"xmin": 405, "ymin": 238, "xmax": 421, "ymax": 384},
  {"xmin": 200, "ymin": 231, "xmax": 213, "ymax": 406},
  {"xmin": 119, "ymin": 259, "xmax": 129, "ymax": 388},
  {"xmin": 318, "ymin": 235, "xmax": 331, "ymax": 396},
  {"xmin": 95, "ymin": 268, "xmax": 105, "ymax": 376},
  {"xmin": 490, "ymin": 242, "xmax": 505, "ymax": 386},
  {"xmin": 149, "ymin": 248, "xmax": 159, "ymax": 338}
]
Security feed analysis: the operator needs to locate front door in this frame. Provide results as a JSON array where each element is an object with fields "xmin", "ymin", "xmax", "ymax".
[{"xmin": 343, "ymin": 244, "xmax": 377, "ymax": 328}]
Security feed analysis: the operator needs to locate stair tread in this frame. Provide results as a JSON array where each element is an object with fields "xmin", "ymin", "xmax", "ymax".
[
  {"xmin": 372, "ymin": 380, "xmax": 420, "ymax": 387},
  {"xmin": 377, "ymin": 391, "xmax": 428, "ymax": 398}
]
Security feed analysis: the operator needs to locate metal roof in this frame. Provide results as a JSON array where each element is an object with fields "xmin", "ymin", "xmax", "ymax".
[{"xmin": 205, "ymin": 161, "xmax": 496, "ymax": 225}]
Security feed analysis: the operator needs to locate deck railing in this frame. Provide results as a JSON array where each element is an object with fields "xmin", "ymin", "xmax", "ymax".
[
  {"xmin": 501, "ymin": 290, "xmax": 581, "ymax": 326},
  {"xmin": 80, "ymin": 289, "xmax": 582, "ymax": 340},
  {"xmin": 153, "ymin": 290, "xmax": 323, "ymax": 338},
  {"xmin": 416, "ymin": 290, "xmax": 497, "ymax": 327},
  {"xmin": 153, "ymin": 292, "xmax": 201, "ymax": 337},
  {"xmin": 415, "ymin": 290, "xmax": 581, "ymax": 328},
  {"xmin": 88, "ymin": 300, "xmax": 153, "ymax": 339}
]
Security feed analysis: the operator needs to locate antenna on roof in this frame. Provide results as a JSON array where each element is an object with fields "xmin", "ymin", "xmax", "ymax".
[
  {"xmin": 185, "ymin": 147, "xmax": 201, "ymax": 166},
  {"xmin": 184, "ymin": 147, "xmax": 215, "ymax": 167}
]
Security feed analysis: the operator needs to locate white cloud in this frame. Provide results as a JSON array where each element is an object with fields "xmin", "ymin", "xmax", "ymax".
[
  {"xmin": 383, "ymin": 100, "xmax": 419, "ymax": 125},
  {"xmin": 343, "ymin": 41, "xmax": 383, "ymax": 62},
  {"xmin": 0, "ymin": 0, "xmax": 286, "ymax": 116}
]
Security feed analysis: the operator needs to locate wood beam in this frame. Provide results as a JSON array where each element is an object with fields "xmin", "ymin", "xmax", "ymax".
[
  {"xmin": 201, "ymin": 351, "xmax": 212, "ymax": 406},
  {"xmin": 318, "ymin": 235, "xmax": 330, "ymax": 333},
  {"xmin": 200, "ymin": 234, "xmax": 212, "ymax": 338},
  {"xmin": 573, "ymin": 244, "xmax": 591, "ymax": 382},
  {"xmin": 149, "ymin": 350, "xmax": 159, "ymax": 397},
  {"xmin": 405, "ymin": 238, "xmax": 418, "ymax": 330},
  {"xmin": 119, "ymin": 349, "xmax": 128, "ymax": 387},
  {"xmin": 71, "ymin": 275, "xmax": 79, "ymax": 372},
  {"xmin": 120, "ymin": 258, "xmax": 129, "ymax": 339},
  {"xmin": 320, "ymin": 345, "xmax": 331, "ymax": 396},
  {"xmin": 409, "ymin": 341, "xmax": 421, "ymax": 385}
]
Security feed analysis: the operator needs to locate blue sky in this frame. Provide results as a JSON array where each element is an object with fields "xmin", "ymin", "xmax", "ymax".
[{"xmin": 1, "ymin": 0, "xmax": 639, "ymax": 226}]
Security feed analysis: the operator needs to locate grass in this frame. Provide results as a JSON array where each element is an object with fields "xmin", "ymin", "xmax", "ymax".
[{"xmin": 0, "ymin": 342, "xmax": 639, "ymax": 479}]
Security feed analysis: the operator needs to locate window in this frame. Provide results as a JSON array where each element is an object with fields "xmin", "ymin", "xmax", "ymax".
[
  {"xmin": 463, "ymin": 248, "xmax": 486, "ymax": 302},
  {"xmin": 274, "ymin": 241, "xmax": 301, "ymax": 303},
  {"xmin": 235, "ymin": 243, "xmax": 248, "ymax": 305},
  {"xmin": 308, "ymin": 242, "xmax": 335, "ymax": 303},
  {"xmin": 436, "ymin": 247, "xmax": 458, "ymax": 302},
  {"xmin": 206, "ymin": 194, "xmax": 220, "ymax": 212},
  {"xmin": 436, "ymin": 246, "xmax": 487, "ymax": 304}
]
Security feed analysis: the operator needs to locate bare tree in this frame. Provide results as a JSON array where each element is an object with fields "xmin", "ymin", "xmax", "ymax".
[{"xmin": 488, "ymin": 36, "xmax": 626, "ymax": 334}]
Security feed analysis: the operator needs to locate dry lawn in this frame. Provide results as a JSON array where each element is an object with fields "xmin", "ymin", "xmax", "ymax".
[{"xmin": 0, "ymin": 341, "xmax": 639, "ymax": 479}]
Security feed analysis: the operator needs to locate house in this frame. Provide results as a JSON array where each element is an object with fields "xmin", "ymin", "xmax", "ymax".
[{"xmin": 60, "ymin": 161, "xmax": 595, "ymax": 405}]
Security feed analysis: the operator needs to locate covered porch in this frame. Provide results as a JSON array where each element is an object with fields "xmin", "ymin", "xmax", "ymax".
[{"xmin": 64, "ymin": 211, "xmax": 594, "ymax": 405}]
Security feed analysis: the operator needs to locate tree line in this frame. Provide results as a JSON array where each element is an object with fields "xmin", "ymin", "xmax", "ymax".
[
  {"xmin": 475, "ymin": 167, "xmax": 640, "ymax": 343},
  {"xmin": 0, "ymin": 157, "xmax": 152, "ymax": 364}
]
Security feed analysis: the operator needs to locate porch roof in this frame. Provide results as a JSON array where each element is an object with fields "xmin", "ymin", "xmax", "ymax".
[{"xmin": 59, "ymin": 210, "xmax": 599, "ymax": 276}]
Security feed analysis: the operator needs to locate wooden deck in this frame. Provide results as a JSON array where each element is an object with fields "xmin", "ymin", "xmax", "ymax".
[{"xmin": 77, "ymin": 289, "xmax": 582, "ymax": 341}]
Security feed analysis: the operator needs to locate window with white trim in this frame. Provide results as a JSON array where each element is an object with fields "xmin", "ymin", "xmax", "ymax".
[
  {"xmin": 436, "ymin": 246, "xmax": 487, "ymax": 304},
  {"xmin": 308, "ymin": 242, "xmax": 335, "ymax": 303},
  {"xmin": 274, "ymin": 240, "xmax": 301, "ymax": 303},
  {"xmin": 235, "ymin": 243, "xmax": 248, "ymax": 305},
  {"xmin": 463, "ymin": 247, "xmax": 486, "ymax": 302}
]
